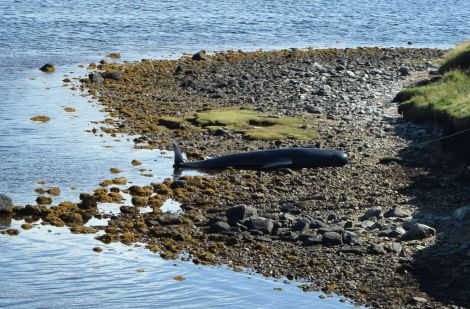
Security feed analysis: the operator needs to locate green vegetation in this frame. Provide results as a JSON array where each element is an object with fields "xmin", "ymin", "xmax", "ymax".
[
  {"xmin": 439, "ymin": 41, "xmax": 470, "ymax": 73},
  {"xmin": 398, "ymin": 70, "xmax": 470, "ymax": 128},
  {"xmin": 397, "ymin": 42, "xmax": 470, "ymax": 130},
  {"xmin": 194, "ymin": 108, "xmax": 318, "ymax": 140}
]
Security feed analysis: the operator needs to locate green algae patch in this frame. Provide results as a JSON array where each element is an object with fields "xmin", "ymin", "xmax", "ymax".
[
  {"xmin": 106, "ymin": 52, "xmax": 121, "ymax": 59},
  {"xmin": 31, "ymin": 115, "xmax": 51, "ymax": 122},
  {"xmin": 439, "ymin": 41, "xmax": 470, "ymax": 73},
  {"xmin": 194, "ymin": 108, "xmax": 318, "ymax": 140},
  {"xmin": 397, "ymin": 70, "xmax": 470, "ymax": 129}
]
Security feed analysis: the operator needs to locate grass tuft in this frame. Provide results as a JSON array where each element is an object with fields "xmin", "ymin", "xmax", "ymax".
[
  {"xmin": 398, "ymin": 70, "xmax": 470, "ymax": 129},
  {"xmin": 439, "ymin": 41, "xmax": 470, "ymax": 73}
]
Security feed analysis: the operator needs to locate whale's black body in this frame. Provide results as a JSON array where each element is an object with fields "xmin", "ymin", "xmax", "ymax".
[{"xmin": 172, "ymin": 143, "xmax": 348, "ymax": 170}]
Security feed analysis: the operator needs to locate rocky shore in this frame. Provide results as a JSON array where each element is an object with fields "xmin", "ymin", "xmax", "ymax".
[{"xmin": 3, "ymin": 47, "xmax": 469, "ymax": 308}]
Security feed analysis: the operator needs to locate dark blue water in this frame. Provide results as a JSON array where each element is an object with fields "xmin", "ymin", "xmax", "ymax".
[
  {"xmin": 0, "ymin": 1, "xmax": 468, "ymax": 308},
  {"xmin": 1, "ymin": 0, "xmax": 469, "ymax": 69}
]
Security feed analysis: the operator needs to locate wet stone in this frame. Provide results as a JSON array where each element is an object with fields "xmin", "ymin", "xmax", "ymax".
[
  {"xmin": 158, "ymin": 214, "xmax": 182, "ymax": 225},
  {"xmin": 453, "ymin": 205, "xmax": 470, "ymax": 221},
  {"xmin": 0, "ymin": 194, "xmax": 13, "ymax": 213}
]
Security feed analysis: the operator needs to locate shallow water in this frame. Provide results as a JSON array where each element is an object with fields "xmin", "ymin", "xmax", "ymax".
[{"xmin": 0, "ymin": 0, "xmax": 468, "ymax": 307}]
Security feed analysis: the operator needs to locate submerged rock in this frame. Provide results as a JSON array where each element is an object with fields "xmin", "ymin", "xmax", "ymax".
[
  {"xmin": 453, "ymin": 205, "xmax": 470, "ymax": 221},
  {"xmin": 39, "ymin": 63, "xmax": 55, "ymax": 73},
  {"xmin": 0, "ymin": 194, "xmax": 13, "ymax": 213}
]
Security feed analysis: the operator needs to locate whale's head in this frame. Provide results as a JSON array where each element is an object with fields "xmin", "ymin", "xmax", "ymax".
[{"xmin": 332, "ymin": 151, "xmax": 348, "ymax": 166}]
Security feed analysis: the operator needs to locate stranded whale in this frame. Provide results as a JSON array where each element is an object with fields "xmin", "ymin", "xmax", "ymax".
[{"xmin": 172, "ymin": 143, "xmax": 348, "ymax": 170}]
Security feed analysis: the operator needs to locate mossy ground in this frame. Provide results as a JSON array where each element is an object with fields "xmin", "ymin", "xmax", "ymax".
[
  {"xmin": 397, "ymin": 70, "xmax": 470, "ymax": 129},
  {"xmin": 194, "ymin": 108, "xmax": 318, "ymax": 140}
]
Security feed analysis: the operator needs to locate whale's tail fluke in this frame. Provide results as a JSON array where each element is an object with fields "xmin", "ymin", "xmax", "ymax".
[{"xmin": 172, "ymin": 143, "xmax": 184, "ymax": 166}]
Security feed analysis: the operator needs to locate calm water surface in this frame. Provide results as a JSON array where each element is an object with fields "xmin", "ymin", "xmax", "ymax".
[{"xmin": 0, "ymin": 1, "xmax": 469, "ymax": 308}]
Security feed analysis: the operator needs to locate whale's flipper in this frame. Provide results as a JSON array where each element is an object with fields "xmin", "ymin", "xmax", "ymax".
[
  {"xmin": 261, "ymin": 158, "xmax": 293, "ymax": 170},
  {"xmin": 172, "ymin": 143, "xmax": 184, "ymax": 166}
]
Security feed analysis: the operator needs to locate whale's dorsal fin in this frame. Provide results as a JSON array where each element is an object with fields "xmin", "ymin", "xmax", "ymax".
[
  {"xmin": 172, "ymin": 143, "xmax": 184, "ymax": 166},
  {"xmin": 261, "ymin": 158, "xmax": 293, "ymax": 170}
]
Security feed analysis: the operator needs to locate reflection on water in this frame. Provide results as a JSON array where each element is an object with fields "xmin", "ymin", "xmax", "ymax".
[{"xmin": 0, "ymin": 221, "xmax": 357, "ymax": 309}]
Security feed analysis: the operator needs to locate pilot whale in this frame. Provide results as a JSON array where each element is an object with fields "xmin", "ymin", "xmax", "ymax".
[{"xmin": 172, "ymin": 143, "xmax": 348, "ymax": 170}]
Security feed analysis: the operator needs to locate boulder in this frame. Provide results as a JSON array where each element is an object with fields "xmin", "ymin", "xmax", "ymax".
[
  {"xmin": 226, "ymin": 204, "xmax": 257, "ymax": 222},
  {"xmin": 318, "ymin": 225, "xmax": 344, "ymax": 234},
  {"xmin": 342, "ymin": 231, "xmax": 361, "ymax": 245},
  {"xmin": 293, "ymin": 218, "xmax": 310, "ymax": 232},
  {"xmin": 0, "ymin": 194, "xmax": 13, "ymax": 213},
  {"xmin": 158, "ymin": 213, "xmax": 182, "ymax": 225},
  {"xmin": 384, "ymin": 207, "xmax": 410, "ymax": 218},
  {"xmin": 322, "ymin": 232, "xmax": 343, "ymax": 246},
  {"xmin": 361, "ymin": 207, "xmax": 382, "ymax": 220},
  {"xmin": 246, "ymin": 217, "xmax": 274, "ymax": 234},
  {"xmin": 453, "ymin": 206, "xmax": 470, "ymax": 221},
  {"xmin": 209, "ymin": 221, "xmax": 231, "ymax": 233},
  {"xmin": 39, "ymin": 63, "xmax": 55, "ymax": 72},
  {"xmin": 402, "ymin": 223, "xmax": 435, "ymax": 240},
  {"xmin": 192, "ymin": 51, "xmax": 207, "ymax": 61},
  {"xmin": 101, "ymin": 71, "xmax": 121, "ymax": 80}
]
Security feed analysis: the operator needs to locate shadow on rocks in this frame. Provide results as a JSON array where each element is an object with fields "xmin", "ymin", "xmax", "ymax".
[{"xmin": 385, "ymin": 102, "xmax": 470, "ymax": 307}]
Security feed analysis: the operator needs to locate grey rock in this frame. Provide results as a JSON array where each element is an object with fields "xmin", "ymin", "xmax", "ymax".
[
  {"xmin": 322, "ymin": 232, "xmax": 343, "ymax": 246},
  {"xmin": 399, "ymin": 67, "xmax": 411, "ymax": 76},
  {"xmin": 293, "ymin": 218, "xmax": 310, "ymax": 232},
  {"xmin": 101, "ymin": 71, "xmax": 121, "ymax": 80},
  {"xmin": 361, "ymin": 207, "xmax": 382, "ymax": 220},
  {"xmin": 453, "ymin": 205, "xmax": 470, "ymax": 221},
  {"xmin": 342, "ymin": 231, "xmax": 362, "ymax": 245},
  {"xmin": 280, "ymin": 231, "xmax": 299, "ymax": 242},
  {"xmin": 192, "ymin": 51, "xmax": 207, "ymax": 61},
  {"xmin": 310, "ymin": 219, "xmax": 328, "ymax": 229},
  {"xmin": 302, "ymin": 234, "xmax": 323, "ymax": 246},
  {"xmin": 315, "ymin": 85, "xmax": 332, "ymax": 96},
  {"xmin": 88, "ymin": 72, "xmax": 104, "ymax": 83},
  {"xmin": 385, "ymin": 242, "xmax": 402, "ymax": 254},
  {"xmin": 158, "ymin": 213, "xmax": 182, "ymax": 225},
  {"xmin": 305, "ymin": 105, "xmax": 322, "ymax": 114},
  {"xmin": 360, "ymin": 220, "xmax": 376, "ymax": 229},
  {"xmin": 318, "ymin": 225, "xmax": 344, "ymax": 234},
  {"xmin": 402, "ymin": 223, "xmax": 436, "ymax": 240},
  {"xmin": 384, "ymin": 207, "xmax": 409, "ymax": 218},
  {"xmin": 345, "ymin": 70, "xmax": 355, "ymax": 78},
  {"xmin": 338, "ymin": 246, "xmax": 367, "ymax": 255},
  {"xmin": 226, "ymin": 204, "xmax": 257, "ymax": 222},
  {"xmin": 379, "ymin": 226, "xmax": 406, "ymax": 238},
  {"xmin": 247, "ymin": 217, "xmax": 274, "ymax": 234},
  {"xmin": 368, "ymin": 244, "xmax": 387, "ymax": 255},
  {"xmin": 0, "ymin": 194, "xmax": 13, "ymax": 212},
  {"xmin": 209, "ymin": 221, "xmax": 231, "ymax": 233}
]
